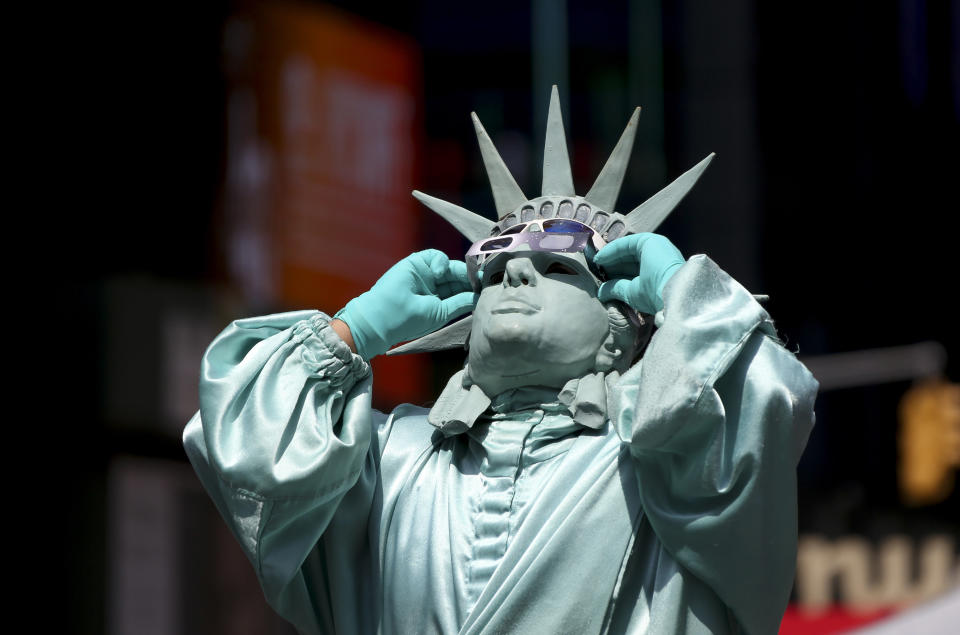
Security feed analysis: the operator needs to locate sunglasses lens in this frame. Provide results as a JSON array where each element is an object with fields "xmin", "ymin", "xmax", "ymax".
[
  {"xmin": 480, "ymin": 237, "xmax": 515, "ymax": 252},
  {"xmin": 543, "ymin": 219, "xmax": 589, "ymax": 234},
  {"xmin": 537, "ymin": 234, "xmax": 577, "ymax": 250}
]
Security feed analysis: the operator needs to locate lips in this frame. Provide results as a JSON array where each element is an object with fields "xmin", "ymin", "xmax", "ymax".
[{"xmin": 491, "ymin": 298, "xmax": 541, "ymax": 314}]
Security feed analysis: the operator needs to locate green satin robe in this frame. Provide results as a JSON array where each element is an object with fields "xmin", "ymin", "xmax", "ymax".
[{"xmin": 183, "ymin": 255, "xmax": 818, "ymax": 634}]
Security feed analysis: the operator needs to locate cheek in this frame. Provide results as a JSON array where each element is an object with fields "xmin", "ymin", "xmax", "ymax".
[
  {"xmin": 538, "ymin": 297, "xmax": 608, "ymax": 355},
  {"xmin": 474, "ymin": 288, "xmax": 496, "ymax": 311},
  {"xmin": 543, "ymin": 285, "xmax": 605, "ymax": 325}
]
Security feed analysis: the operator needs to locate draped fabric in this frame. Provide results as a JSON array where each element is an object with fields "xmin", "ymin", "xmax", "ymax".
[{"xmin": 183, "ymin": 255, "xmax": 817, "ymax": 634}]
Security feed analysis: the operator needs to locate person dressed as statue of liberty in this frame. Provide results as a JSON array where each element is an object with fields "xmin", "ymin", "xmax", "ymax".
[{"xmin": 184, "ymin": 87, "xmax": 818, "ymax": 635}]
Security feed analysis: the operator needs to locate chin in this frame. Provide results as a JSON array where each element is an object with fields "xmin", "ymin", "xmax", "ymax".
[
  {"xmin": 469, "ymin": 324, "xmax": 538, "ymax": 381},
  {"xmin": 476, "ymin": 315, "xmax": 542, "ymax": 352}
]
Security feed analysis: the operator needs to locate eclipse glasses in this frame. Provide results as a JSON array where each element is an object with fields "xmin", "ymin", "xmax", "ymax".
[{"xmin": 466, "ymin": 219, "xmax": 607, "ymax": 257}]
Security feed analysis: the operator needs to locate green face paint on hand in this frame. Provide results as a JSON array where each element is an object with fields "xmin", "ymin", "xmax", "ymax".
[{"xmin": 468, "ymin": 250, "xmax": 610, "ymax": 396}]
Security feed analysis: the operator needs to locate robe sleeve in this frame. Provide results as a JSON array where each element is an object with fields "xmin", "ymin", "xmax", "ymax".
[
  {"xmin": 610, "ymin": 255, "xmax": 819, "ymax": 635},
  {"xmin": 182, "ymin": 310, "xmax": 381, "ymax": 635}
]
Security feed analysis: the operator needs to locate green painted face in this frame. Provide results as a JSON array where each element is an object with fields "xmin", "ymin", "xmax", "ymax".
[{"xmin": 467, "ymin": 250, "xmax": 610, "ymax": 396}]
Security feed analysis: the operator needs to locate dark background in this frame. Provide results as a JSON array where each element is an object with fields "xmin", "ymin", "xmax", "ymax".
[{"xmin": 47, "ymin": 1, "xmax": 957, "ymax": 632}]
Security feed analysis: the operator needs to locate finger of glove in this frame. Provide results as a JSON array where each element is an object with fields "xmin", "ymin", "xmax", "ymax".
[
  {"xmin": 393, "ymin": 249, "xmax": 446, "ymax": 293},
  {"xmin": 414, "ymin": 249, "xmax": 471, "ymax": 296},
  {"xmin": 594, "ymin": 234, "xmax": 655, "ymax": 274},
  {"xmin": 373, "ymin": 253, "xmax": 424, "ymax": 296},
  {"xmin": 640, "ymin": 235, "xmax": 685, "ymax": 269},
  {"xmin": 436, "ymin": 291, "xmax": 478, "ymax": 323},
  {"xmin": 398, "ymin": 291, "xmax": 476, "ymax": 342},
  {"xmin": 597, "ymin": 277, "xmax": 636, "ymax": 305},
  {"xmin": 598, "ymin": 278, "xmax": 659, "ymax": 314},
  {"xmin": 433, "ymin": 259, "xmax": 473, "ymax": 297}
]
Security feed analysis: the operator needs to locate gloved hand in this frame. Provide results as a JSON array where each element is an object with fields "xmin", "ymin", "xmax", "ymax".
[
  {"xmin": 593, "ymin": 233, "xmax": 685, "ymax": 314},
  {"xmin": 335, "ymin": 250, "xmax": 477, "ymax": 360}
]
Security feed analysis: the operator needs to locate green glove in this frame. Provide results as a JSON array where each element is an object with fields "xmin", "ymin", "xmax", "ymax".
[
  {"xmin": 594, "ymin": 233, "xmax": 685, "ymax": 314},
  {"xmin": 335, "ymin": 250, "xmax": 477, "ymax": 360}
]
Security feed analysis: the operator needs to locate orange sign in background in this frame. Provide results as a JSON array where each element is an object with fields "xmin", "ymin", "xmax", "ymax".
[{"xmin": 222, "ymin": 2, "xmax": 426, "ymax": 407}]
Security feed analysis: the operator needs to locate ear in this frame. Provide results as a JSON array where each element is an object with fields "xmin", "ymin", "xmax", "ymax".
[{"xmin": 594, "ymin": 331, "xmax": 623, "ymax": 373}]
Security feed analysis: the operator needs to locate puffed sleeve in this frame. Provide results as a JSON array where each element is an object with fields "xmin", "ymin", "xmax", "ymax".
[
  {"xmin": 182, "ymin": 310, "xmax": 380, "ymax": 635},
  {"xmin": 610, "ymin": 255, "xmax": 818, "ymax": 635}
]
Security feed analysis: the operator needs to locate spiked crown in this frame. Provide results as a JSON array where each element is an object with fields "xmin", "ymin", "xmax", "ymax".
[{"xmin": 388, "ymin": 86, "xmax": 713, "ymax": 356}]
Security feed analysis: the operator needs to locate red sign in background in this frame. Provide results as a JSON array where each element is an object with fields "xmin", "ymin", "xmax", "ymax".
[{"xmin": 222, "ymin": 3, "xmax": 427, "ymax": 407}]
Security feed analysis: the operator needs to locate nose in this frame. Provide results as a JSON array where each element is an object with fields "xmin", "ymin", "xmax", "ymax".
[{"xmin": 503, "ymin": 256, "xmax": 537, "ymax": 287}]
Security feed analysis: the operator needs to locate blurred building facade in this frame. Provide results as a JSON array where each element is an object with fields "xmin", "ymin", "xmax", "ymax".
[{"xmin": 64, "ymin": 1, "xmax": 959, "ymax": 633}]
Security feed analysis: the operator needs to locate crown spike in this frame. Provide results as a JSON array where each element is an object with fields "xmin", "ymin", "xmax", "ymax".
[
  {"xmin": 386, "ymin": 316, "xmax": 473, "ymax": 355},
  {"xmin": 585, "ymin": 107, "xmax": 641, "ymax": 211},
  {"xmin": 413, "ymin": 191, "xmax": 496, "ymax": 242},
  {"xmin": 623, "ymin": 153, "xmax": 715, "ymax": 233},
  {"xmin": 471, "ymin": 113, "xmax": 527, "ymax": 218},
  {"xmin": 541, "ymin": 85, "xmax": 575, "ymax": 196}
]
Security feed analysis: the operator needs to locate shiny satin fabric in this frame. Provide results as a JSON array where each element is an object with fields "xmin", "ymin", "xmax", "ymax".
[{"xmin": 183, "ymin": 255, "xmax": 818, "ymax": 634}]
